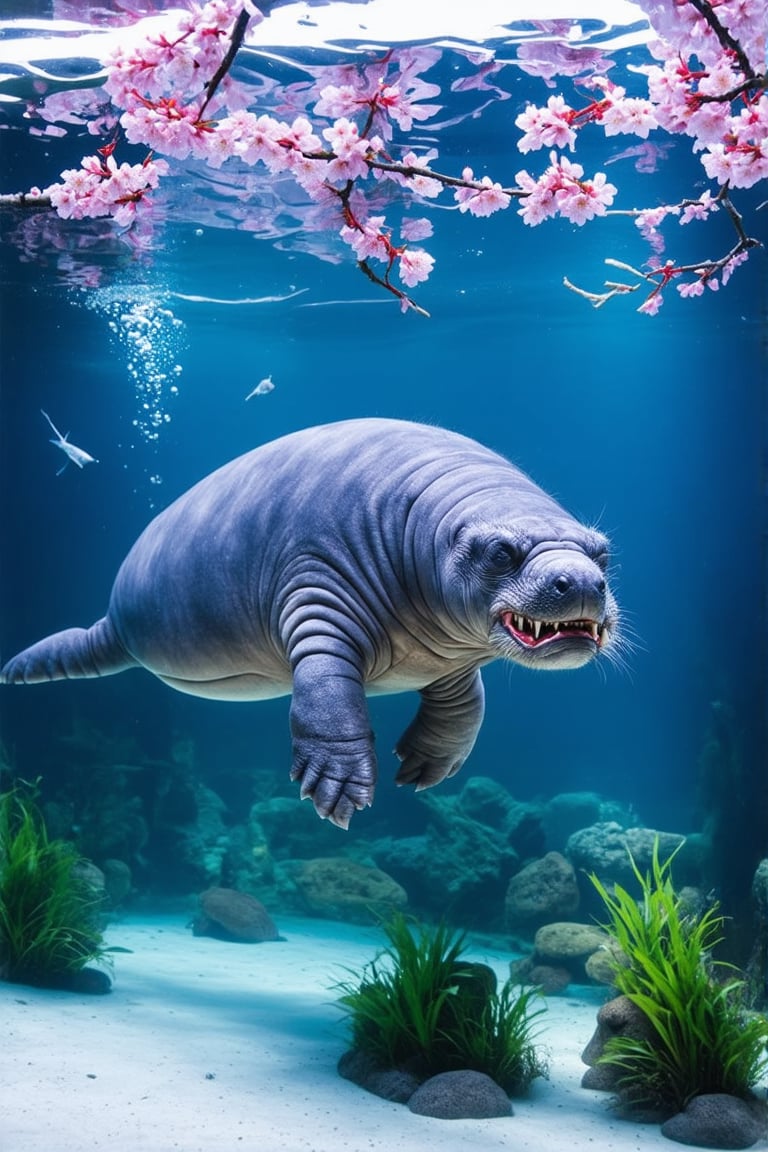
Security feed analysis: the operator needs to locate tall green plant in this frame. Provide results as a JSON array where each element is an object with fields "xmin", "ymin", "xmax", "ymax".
[
  {"xmin": 336, "ymin": 911, "xmax": 547, "ymax": 1093},
  {"xmin": 0, "ymin": 784, "xmax": 110, "ymax": 986},
  {"xmin": 590, "ymin": 840, "xmax": 768, "ymax": 1114}
]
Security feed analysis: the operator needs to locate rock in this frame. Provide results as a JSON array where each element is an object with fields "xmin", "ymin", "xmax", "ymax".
[
  {"xmin": 337, "ymin": 1050, "xmax": 420, "ymax": 1104},
  {"xmin": 541, "ymin": 792, "xmax": 634, "ymax": 854},
  {"xmin": 192, "ymin": 887, "xmax": 281, "ymax": 942},
  {"xmin": 527, "ymin": 963, "xmax": 571, "ymax": 995},
  {"xmin": 44, "ymin": 966, "xmax": 113, "ymax": 994},
  {"xmin": 565, "ymin": 823, "xmax": 698, "ymax": 889},
  {"xmin": 661, "ymin": 1094, "xmax": 764, "ymax": 1149},
  {"xmin": 580, "ymin": 994, "xmax": 657, "ymax": 1091},
  {"xmin": 101, "ymin": 858, "xmax": 132, "ymax": 907},
  {"xmin": 281, "ymin": 857, "xmax": 407, "ymax": 924},
  {"xmin": 505, "ymin": 852, "xmax": 580, "ymax": 930},
  {"xmin": 584, "ymin": 940, "xmax": 629, "ymax": 985},
  {"xmin": 534, "ymin": 922, "xmax": 610, "ymax": 962},
  {"xmin": 370, "ymin": 805, "xmax": 518, "ymax": 928},
  {"xmin": 457, "ymin": 776, "xmax": 519, "ymax": 829},
  {"xmin": 250, "ymin": 796, "xmax": 338, "ymax": 861},
  {"xmin": 407, "ymin": 1070, "xmax": 513, "ymax": 1119}
]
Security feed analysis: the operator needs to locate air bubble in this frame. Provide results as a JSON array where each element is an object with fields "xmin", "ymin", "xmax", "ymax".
[{"xmin": 85, "ymin": 285, "xmax": 187, "ymax": 444}]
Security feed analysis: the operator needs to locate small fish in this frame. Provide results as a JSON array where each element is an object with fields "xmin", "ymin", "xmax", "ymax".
[
  {"xmin": 245, "ymin": 375, "xmax": 275, "ymax": 401},
  {"xmin": 41, "ymin": 409, "xmax": 98, "ymax": 476}
]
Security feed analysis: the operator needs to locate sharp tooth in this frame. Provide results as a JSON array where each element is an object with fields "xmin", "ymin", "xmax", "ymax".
[
  {"xmin": 552, "ymin": 621, "xmax": 559, "ymax": 631},
  {"xmin": 514, "ymin": 614, "xmax": 524, "ymax": 630},
  {"xmin": 532, "ymin": 619, "xmax": 542, "ymax": 640},
  {"xmin": 590, "ymin": 622, "xmax": 599, "ymax": 641}
]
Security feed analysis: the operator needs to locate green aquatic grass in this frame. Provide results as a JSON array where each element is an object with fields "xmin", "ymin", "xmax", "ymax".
[
  {"xmin": 336, "ymin": 911, "xmax": 547, "ymax": 1093},
  {"xmin": 0, "ymin": 784, "xmax": 110, "ymax": 985},
  {"xmin": 590, "ymin": 840, "xmax": 768, "ymax": 1114}
]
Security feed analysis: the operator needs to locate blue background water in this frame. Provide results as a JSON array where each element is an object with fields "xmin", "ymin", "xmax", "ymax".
[{"xmin": 0, "ymin": 28, "xmax": 765, "ymax": 909}]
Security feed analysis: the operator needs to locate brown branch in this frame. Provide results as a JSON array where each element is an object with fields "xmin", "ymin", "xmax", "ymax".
[
  {"xmin": 695, "ymin": 73, "xmax": 767, "ymax": 104},
  {"xmin": 198, "ymin": 6, "xmax": 252, "ymax": 120},
  {"xmin": 357, "ymin": 258, "xmax": 430, "ymax": 316}
]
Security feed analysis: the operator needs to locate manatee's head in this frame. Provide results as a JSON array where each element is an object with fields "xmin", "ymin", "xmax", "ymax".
[{"xmin": 446, "ymin": 517, "xmax": 619, "ymax": 670}]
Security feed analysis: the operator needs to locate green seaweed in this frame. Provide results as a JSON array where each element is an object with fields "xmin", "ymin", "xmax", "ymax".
[
  {"xmin": 336, "ymin": 911, "xmax": 547, "ymax": 1093},
  {"xmin": 0, "ymin": 783, "xmax": 111, "ymax": 986},
  {"xmin": 590, "ymin": 839, "xmax": 768, "ymax": 1114}
]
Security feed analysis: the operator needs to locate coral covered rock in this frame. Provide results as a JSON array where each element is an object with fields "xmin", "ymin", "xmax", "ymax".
[
  {"xmin": 566, "ymin": 822, "xmax": 696, "ymax": 886},
  {"xmin": 192, "ymin": 887, "xmax": 281, "ymax": 942},
  {"xmin": 540, "ymin": 792, "xmax": 633, "ymax": 854}
]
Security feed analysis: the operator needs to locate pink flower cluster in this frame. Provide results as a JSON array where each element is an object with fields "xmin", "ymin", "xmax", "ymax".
[
  {"xmin": 515, "ymin": 84, "xmax": 657, "ymax": 154},
  {"xmin": 515, "ymin": 153, "xmax": 617, "ymax": 226},
  {"xmin": 104, "ymin": 0, "xmax": 261, "ymax": 108},
  {"xmin": 28, "ymin": 0, "xmax": 766, "ymax": 315},
  {"xmin": 45, "ymin": 153, "xmax": 169, "ymax": 227},
  {"xmin": 454, "ymin": 168, "xmax": 511, "ymax": 216}
]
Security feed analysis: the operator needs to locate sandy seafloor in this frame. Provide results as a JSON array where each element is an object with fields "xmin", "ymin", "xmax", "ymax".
[{"xmin": 3, "ymin": 915, "xmax": 766, "ymax": 1152}]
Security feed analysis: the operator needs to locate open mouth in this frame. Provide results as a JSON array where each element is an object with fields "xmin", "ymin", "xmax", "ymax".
[{"xmin": 501, "ymin": 610, "xmax": 605, "ymax": 648}]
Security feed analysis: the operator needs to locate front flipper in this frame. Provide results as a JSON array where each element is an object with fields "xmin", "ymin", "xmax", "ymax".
[
  {"xmin": 289, "ymin": 653, "xmax": 377, "ymax": 829},
  {"xmin": 395, "ymin": 666, "xmax": 485, "ymax": 791}
]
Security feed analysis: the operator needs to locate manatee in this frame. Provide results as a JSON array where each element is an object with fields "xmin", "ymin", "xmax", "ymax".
[{"xmin": 1, "ymin": 418, "xmax": 619, "ymax": 828}]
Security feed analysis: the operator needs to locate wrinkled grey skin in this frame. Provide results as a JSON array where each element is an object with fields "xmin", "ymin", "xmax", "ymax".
[{"xmin": 1, "ymin": 418, "xmax": 618, "ymax": 828}]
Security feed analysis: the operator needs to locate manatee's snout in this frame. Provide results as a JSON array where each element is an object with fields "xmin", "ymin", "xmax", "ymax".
[
  {"xmin": 494, "ymin": 543, "xmax": 615, "ymax": 667},
  {"xmin": 531, "ymin": 548, "xmax": 607, "ymax": 621}
]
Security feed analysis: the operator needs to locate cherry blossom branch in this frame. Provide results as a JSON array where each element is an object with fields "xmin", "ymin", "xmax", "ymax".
[
  {"xmin": 565, "ymin": 188, "xmax": 760, "ymax": 313},
  {"xmin": 685, "ymin": 0, "xmax": 754, "ymax": 79},
  {"xmin": 198, "ymin": 6, "xmax": 252, "ymax": 120},
  {"xmin": 1, "ymin": 0, "xmax": 765, "ymax": 318}
]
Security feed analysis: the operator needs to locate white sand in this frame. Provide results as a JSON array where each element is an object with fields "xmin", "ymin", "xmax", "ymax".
[{"xmin": 3, "ymin": 915, "xmax": 763, "ymax": 1152}]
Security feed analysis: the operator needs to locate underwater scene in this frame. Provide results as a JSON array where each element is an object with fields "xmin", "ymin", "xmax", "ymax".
[{"xmin": 1, "ymin": 1, "xmax": 767, "ymax": 1149}]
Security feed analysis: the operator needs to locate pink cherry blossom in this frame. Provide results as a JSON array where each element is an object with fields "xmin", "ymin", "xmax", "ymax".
[
  {"xmin": 638, "ymin": 292, "xmax": 664, "ymax": 315},
  {"xmin": 600, "ymin": 97, "xmax": 658, "ymax": 138},
  {"xmin": 454, "ymin": 167, "xmax": 511, "ymax": 216},
  {"xmin": 322, "ymin": 118, "xmax": 373, "ymax": 182},
  {"xmin": 515, "ymin": 95, "xmax": 576, "ymax": 152},
  {"xmin": 680, "ymin": 191, "xmax": 719, "ymax": 224},
  {"xmin": 398, "ymin": 247, "xmax": 435, "ymax": 287},
  {"xmin": 340, "ymin": 215, "xmax": 389, "ymax": 261},
  {"xmin": 677, "ymin": 279, "xmax": 705, "ymax": 297},
  {"xmin": 516, "ymin": 153, "xmax": 615, "ymax": 226},
  {"xmin": 721, "ymin": 250, "xmax": 750, "ymax": 285}
]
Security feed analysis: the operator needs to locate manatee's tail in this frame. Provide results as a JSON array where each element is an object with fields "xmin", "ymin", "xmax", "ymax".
[{"xmin": 1, "ymin": 616, "xmax": 137, "ymax": 684}]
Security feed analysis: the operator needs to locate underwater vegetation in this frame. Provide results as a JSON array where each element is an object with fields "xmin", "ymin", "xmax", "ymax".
[
  {"xmin": 590, "ymin": 842, "xmax": 768, "ymax": 1116},
  {"xmin": 336, "ymin": 911, "xmax": 547, "ymax": 1094},
  {"xmin": 0, "ymin": 783, "xmax": 113, "ymax": 990}
]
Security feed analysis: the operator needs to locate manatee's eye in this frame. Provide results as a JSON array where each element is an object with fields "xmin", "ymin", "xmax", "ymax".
[{"xmin": 484, "ymin": 540, "xmax": 524, "ymax": 574}]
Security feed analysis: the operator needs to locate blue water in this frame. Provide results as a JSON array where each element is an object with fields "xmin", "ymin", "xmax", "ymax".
[{"xmin": 0, "ymin": 4, "xmax": 765, "ymax": 922}]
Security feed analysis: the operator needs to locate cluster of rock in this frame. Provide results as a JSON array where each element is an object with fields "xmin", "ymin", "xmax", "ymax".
[
  {"xmin": 581, "ymin": 995, "xmax": 767, "ymax": 1149},
  {"xmin": 510, "ymin": 920, "xmax": 627, "ymax": 994},
  {"xmin": 338, "ymin": 1053, "xmax": 513, "ymax": 1120}
]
